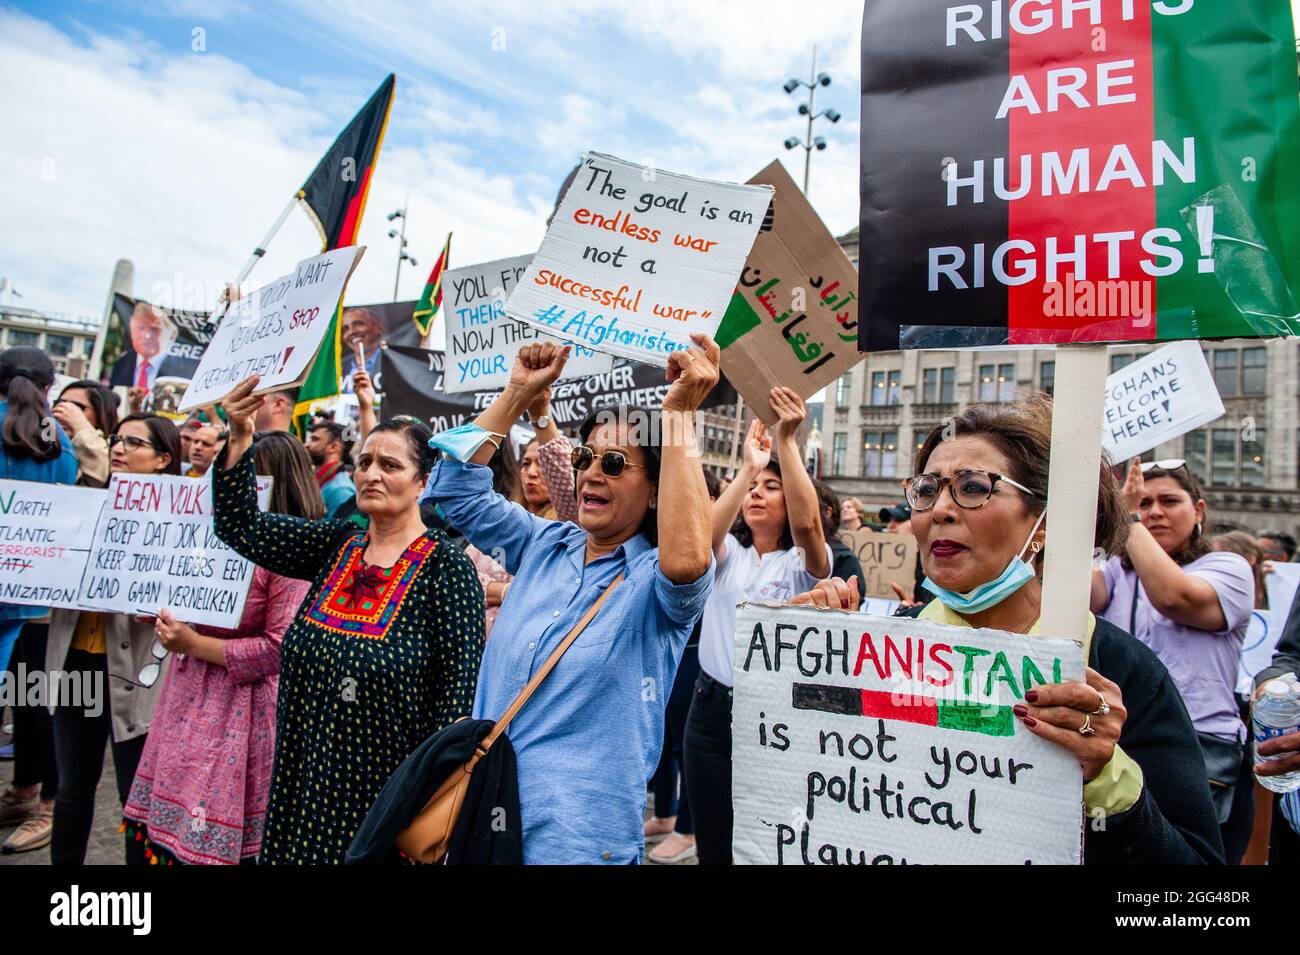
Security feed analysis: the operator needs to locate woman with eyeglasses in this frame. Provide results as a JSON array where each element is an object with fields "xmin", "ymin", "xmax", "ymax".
[
  {"xmin": 685, "ymin": 404, "xmax": 831, "ymax": 865},
  {"xmin": 0, "ymin": 349, "xmax": 78, "ymax": 854},
  {"xmin": 421, "ymin": 338, "xmax": 717, "ymax": 864},
  {"xmin": 120, "ymin": 431, "xmax": 323, "ymax": 864},
  {"xmin": 1092, "ymin": 458, "xmax": 1256, "ymax": 863},
  {"xmin": 794, "ymin": 399, "xmax": 1222, "ymax": 864},
  {"xmin": 208, "ymin": 376, "xmax": 484, "ymax": 864},
  {"xmin": 45, "ymin": 413, "xmax": 181, "ymax": 865}
]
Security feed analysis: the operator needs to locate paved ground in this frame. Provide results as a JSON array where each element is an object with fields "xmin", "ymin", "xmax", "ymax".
[{"xmin": 0, "ymin": 706, "xmax": 697, "ymax": 865}]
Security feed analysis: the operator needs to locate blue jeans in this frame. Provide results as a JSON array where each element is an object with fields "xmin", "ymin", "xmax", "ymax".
[
  {"xmin": 650, "ymin": 642, "xmax": 698, "ymax": 834},
  {"xmin": 0, "ymin": 618, "xmax": 24, "ymax": 675}
]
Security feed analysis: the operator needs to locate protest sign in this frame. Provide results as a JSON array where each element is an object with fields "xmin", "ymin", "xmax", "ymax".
[
  {"xmin": 838, "ymin": 529, "xmax": 917, "ymax": 600},
  {"xmin": 1267, "ymin": 562, "xmax": 1300, "ymax": 622},
  {"xmin": 0, "ymin": 481, "xmax": 105, "ymax": 611},
  {"xmin": 77, "ymin": 474, "xmax": 272, "ymax": 628},
  {"xmin": 716, "ymin": 161, "xmax": 861, "ymax": 423},
  {"xmin": 1237, "ymin": 610, "xmax": 1278, "ymax": 697},
  {"xmin": 732, "ymin": 604, "xmax": 1084, "ymax": 864},
  {"xmin": 177, "ymin": 247, "xmax": 365, "ymax": 412},
  {"xmin": 379, "ymin": 344, "xmax": 737, "ymax": 433},
  {"xmin": 859, "ymin": 0, "xmax": 1300, "ymax": 351},
  {"xmin": 443, "ymin": 254, "xmax": 612, "ymax": 393},
  {"xmin": 103, "ymin": 294, "xmax": 219, "ymax": 387},
  {"xmin": 1102, "ymin": 340, "xmax": 1223, "ymax": 462},
  {"xmin": 506, "ymin": 152, "xmax": 773, "ymax": 366}
]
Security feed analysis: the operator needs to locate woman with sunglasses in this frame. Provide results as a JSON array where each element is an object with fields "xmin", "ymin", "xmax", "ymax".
[
  {"xmin": 1092, "ymin": 458, "xmax": 1256, "ymax": 863},
  {"xmin": 685, "ymin": 404, "xmax": 831, "ymax": 865},
  {"xmin": 422, "ymin": 337, "xmax": 717, "ymax": 864},
  {"xmin": 121, "ymin": 432, "xmax": 323, "ymax": 864},
  {"xmin": 208, "ymin": 376, "xmax": 484, "ymax": 864},
  {"xmin": 794, "ymin": 399, "xmax": 1222, "ymax": 864},
  {"xmin": 45, "ymin": 413, "xmax": 181, "ymax": 865}
]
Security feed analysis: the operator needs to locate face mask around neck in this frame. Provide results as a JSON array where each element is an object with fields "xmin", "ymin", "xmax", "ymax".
[
  {"xmin": 922, "ymin": 509, "xmax": 1046, "ymax": 615},
  {"xmin": 428, "ymin": 423, "xmax": 505, "ymax": 463}
]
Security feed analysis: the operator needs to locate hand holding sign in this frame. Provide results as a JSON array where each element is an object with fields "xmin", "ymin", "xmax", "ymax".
[
  {"xmin": 769, "ymin": 386, "xmax": 806, "ymax": 443},
  {"xmin": 662, "ymin": 334, "xmax": 721, "ymax": 414},
  {"xmin": 790, "ymin": 575, "xmax": 861, "ymax": 611},
  {"xmin": 154, "ymin": 607, "xmax": 198, "ymax": 656},
  {"xmin": 220, "ymin": 375, "xmax": 264, "ymax": 467},
  {"xmin": 1018, "ymin": 668, "xmax": 1127, "ymax": 783}
]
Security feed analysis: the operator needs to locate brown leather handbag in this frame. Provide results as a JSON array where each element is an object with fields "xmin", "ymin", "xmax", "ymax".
[{"xmin": 395, "ymin": 573, "xmax": 624, "ymax": 863}]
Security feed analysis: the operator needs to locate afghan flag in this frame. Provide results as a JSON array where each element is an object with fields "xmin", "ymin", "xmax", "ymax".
[
  {"xmin": 412, "ymin": 233, "xmax": 451, "ymax": 338},
  {"xmin": 858, "ymin": 1, "xmax": 1300, "ymax": 352},
  {"xmin": 293, "ymin": 74, "xmax": 396, "ymax": 428}
]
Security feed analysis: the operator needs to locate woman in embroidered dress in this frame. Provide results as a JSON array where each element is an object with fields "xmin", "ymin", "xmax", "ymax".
[
  {"xmin": 210, "ymin": 376, "xmax": 485, "ymax": 864},
  {"xmin": 122, "ymin": 432, "xmax": 323, "ymax": 863}
]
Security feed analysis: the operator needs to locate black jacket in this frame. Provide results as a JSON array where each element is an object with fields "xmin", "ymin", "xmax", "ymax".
[
  {"xmin": 346, "ymin": 718, "xmax": 521, "ymax": 865},
  {"xmin": 897, "ymin": 607, "xmax": 1223, "ymax": 865}
]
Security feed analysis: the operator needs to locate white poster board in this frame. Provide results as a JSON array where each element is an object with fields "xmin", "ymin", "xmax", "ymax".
[
  {"xmin": 1101, "ymin": 340, "xmax": 1224, "ymax": 463},
  {"xmin": 1237, "ymin": 610, "xmax": 1280, "ymax": 696},
  {"xmin": 0, "ymin": 480, "xmax": 105, "ymax": 610},
  {"xmin": 178, "ymin": 246, "xmax": 365, "ymax": 411},
  {"xmin": 732, "ymin": 604, "xmax": 1084, "ymax": 864},
  {"xmin": 1266, "ymin": 563, "xmax": 1300, "ymax": 625},
  {"xmin": 77, "ymin": 474, "xmax": 271, "ymax": 628},
  {"xmin": 506, "ymin": 152, "xmax": 772, "ymax": 367},
  {"xmin": 443, "ymin": 254, "xmax": 612, "ymax": 393}
]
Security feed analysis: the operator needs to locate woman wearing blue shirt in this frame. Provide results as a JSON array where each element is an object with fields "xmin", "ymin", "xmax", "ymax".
[
  {"xmin": 0, "ymin": 347, "xmax": 78, "ymax": 673},
  {"xmin": 422, "ymin": 337, "xmax": 718, "ymax": 864}
]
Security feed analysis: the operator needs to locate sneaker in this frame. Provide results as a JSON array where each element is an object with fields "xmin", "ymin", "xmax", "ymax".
[
  {"xmin": 0, "ymin": 788, "xmax": 37, "ymax": 826},
  {"xmin": 2, "ymin": 800, "xmax": 53, "ymax": 853},
  {"xmin": 648, "ymin": 832, "xmax": 697, "ymax": 864}
]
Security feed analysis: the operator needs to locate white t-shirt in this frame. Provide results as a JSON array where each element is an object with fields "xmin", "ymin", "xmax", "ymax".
[{"xmin": 697, "ymin": 533, "xmax": 830, "ymax": 687}]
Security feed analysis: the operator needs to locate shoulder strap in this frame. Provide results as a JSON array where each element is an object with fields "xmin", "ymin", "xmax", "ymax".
[{"xmin": 477, "ymin": 572, "xmax": 624, "ymax": 754}]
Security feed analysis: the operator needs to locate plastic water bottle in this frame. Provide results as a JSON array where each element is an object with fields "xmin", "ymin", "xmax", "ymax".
[{"xmin": 1253, "ymin": 680, "xmax": 1300, "ymax": 794}]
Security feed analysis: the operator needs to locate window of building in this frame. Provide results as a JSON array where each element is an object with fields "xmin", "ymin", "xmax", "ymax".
[
  {"xmin": 7, "ymin": 330, "xmax": 38, "ymax": 348},
  {"xmin": 862, "ymin": 430, "xmax": 899, "ymax": 478},
  {"xmin": 940, "ymin": 367, "xmax": 955, "ymax": 404},
  {"xmin": 886, "ymin": 370, "xmax": 901, "ymax": 406},
  {"xmin": 997, "ymin": 363, "xmax": 1015, "ymax": 401},
  {"xmin": 832, "ymin": 433, "xmax": 847, "ymax": 476},
  {"xmin": 1241, "ymin": 429, "xmax": 1266, "ymax": 488},
  {"xmin": 82, "ymin": 337, "xmax": 95, "ymax": 357},
  {"xmin": 835, "ymin": 373, "xmax": 852, "ymax": 409},
  {"xmin": 1212, "ymin": 350, "xmax": 1238, "ymax": 397},
  {"xmin": 1110, "ymin": 353, "xmax": 1136, "ymax": 373},
  {"xmin": 870, "ymin": 371, "xmax": 887, "ymax": 407},
  {"xmin": 1211, "ymin": 429, "xmax": 1237, "ymax": 486},
  {"xmin": 1241, "ymin": 348, "xmax": 1267, "ymax": 395},
  {"xmin": 1184, "ymin": 430, "xmax": 1207, "ymax": 484},
  {"xmin": 1040, "ymin": 360, "xmax": 1055, "ymax": 396},
  {"xmin": 977, "ymin": 365, "xmax": 995, "ymax": 401},
  {"xmin": 922, "ymin": 368, "xmax": 937, "ymax": 404},
  {"xmin": 45, "ymin": 334, "xmax": 73, "ymax": 357}
]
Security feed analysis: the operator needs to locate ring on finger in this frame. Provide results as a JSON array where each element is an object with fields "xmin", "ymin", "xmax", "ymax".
[
  {"xmin": 1090, "ymin": 691, "xmax": 1110, "ymax": 716},
  {"xmin": 1078, "ymin": 713, "xmax": 1095, "ymax": 736}
]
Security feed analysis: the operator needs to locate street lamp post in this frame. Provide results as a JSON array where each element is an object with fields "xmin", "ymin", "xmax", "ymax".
[
  {"xmin": 386, "ymin": 191, "xmax": 418, "ymax": 300},
  {"xmin": 783, "ymin": 45, "xmax": 841, "ymax": 194}
]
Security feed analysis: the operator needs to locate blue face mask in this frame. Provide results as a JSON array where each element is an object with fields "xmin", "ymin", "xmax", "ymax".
[
  {"xmin": 922, "ymin": 509, "xmax": 1046, "ymax": 615},
  {"xmin": 428, "ymin": 423, "xmax": 505, "ymax": 463}
]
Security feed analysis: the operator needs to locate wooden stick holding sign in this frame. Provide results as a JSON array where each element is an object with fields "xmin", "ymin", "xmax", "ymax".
[{"xmin": 1038, "ymin": 345, "xmax": 1109, "ymax": 649}]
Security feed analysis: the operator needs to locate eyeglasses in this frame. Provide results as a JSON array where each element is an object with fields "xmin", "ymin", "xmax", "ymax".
[
  {"xmin": 571, "ymin": 445, "xmax": 646, "ymax": 478},
  {"xmin": 108, "ymin": 434, "xmax": 160, "ymax": 453},
  {"xmin": 1140, "ymin": 459, "xmax": 1187, "ymax": 473},
  {"xmin": 108, "ymin": 639, "xmax": 167, "ymax": 689},
  {"xmin": 904, "ymin": 469, "xmax": 1043, "ymax": 512}
]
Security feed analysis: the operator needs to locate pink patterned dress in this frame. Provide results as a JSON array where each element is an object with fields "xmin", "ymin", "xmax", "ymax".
[{"xmin": 124, "ymin": 567, "xmax": 310, "ymax": 864}]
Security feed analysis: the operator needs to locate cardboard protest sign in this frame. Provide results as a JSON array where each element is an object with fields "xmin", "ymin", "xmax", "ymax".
[
  {"xmin": 1102, "ymin": 340, "xmax": 1223, "ymax": 462},
  {"xmin": 716, "ymin": 161, "xmax": 861, "ymax": 423},
  {"xmin": 1266, "ymin": 562, "xmax": 1300, "ymax": 626},
  {"xmin": 0, "ymin": 481, "xmax": 104, "ymax": 610},
  {"xmin": 839, "ymin": 528, "xmax": 918, "ymax": 600},
  {"xmin": 443, "ymin": 254, "xmax": 612, "ymax": 393},
  {"xmin": 102, "ymin": 294, "xmax": 219, "ymax": 387},
  {"xmin": 859, "ymin": 0, "xmax": 1300, "ymax": 351},
  {"xmin": 77, "ymin": 474, "xmax": 272, "ymax": 628},
  {"xmin": 177, "ymin": 247, "xmax": 365, "ymax": 412},
  {"xmin": 732, "ymin": 604, "xmax": 1084, "ymax": 864},
  {"xmin": 378, "ymin": 344, "xmax": 737, "ymax": 433},
  {"xmin": 507, "ymin": 152, "xmax": 773, "ymax": 366}
]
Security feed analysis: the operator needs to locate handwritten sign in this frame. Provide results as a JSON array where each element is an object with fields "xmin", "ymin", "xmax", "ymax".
[
  {"xmin": 1102, "ymin": 341, "xmax": 1223, "ymax": 462},
  {"xmin": 443, "ymin": 254, "xmax": 612, "ymax": 393},
  {"xmin": 77, "ymin": 474, "xmax": 272, "ymax": 628},
  {"xmin": 0, "ymin": 481, "xmax": 104, "ymax": 610},
  {"xmin": 717, "ymin": 161, "xmax": 861, "ymax": 423},
  {"xmin": 178, "ymin": 247, "xmax": 365, "ymax": 412},
  {"xmin": 732, "ymin": 604, "xmax": 1084, "ymax": 864},
  {"xmin": 506, "ymin": 152, "xmax": 772, "ymax": 367},
  {"xmin": 839, "ymin": 529, "xmax": 918, "ymax": 600}
]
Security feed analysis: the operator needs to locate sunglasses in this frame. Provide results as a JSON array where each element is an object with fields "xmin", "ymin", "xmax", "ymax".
[
  {"xmin": 571, "ymin": 445, "xmax": 646, "ymax": 478},
  {"xmin": 1140, "ymin": 459, "xmax": 1187, "ymax": 473},
  {"xmin": 109, "ymin": 638, "xmax": 168, "ymax": 689},
  {"xmin": 109, "ymin": 434, "xmax": 161, "ymax": 453},
  {"xmin": 905, "ymin": 469, "xmax": 1043, "ymax": 512}
]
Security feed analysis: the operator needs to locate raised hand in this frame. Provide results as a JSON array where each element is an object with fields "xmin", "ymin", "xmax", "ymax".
[
  {"xmin": 1122, "ymin": 457, "xmax": 1144, "ymax": 513},
  {"xmin": 352, "ymin": 368, "xmax": 376, "ymax": 410},
  {"xmin": 741, "ymin": 418, "xmax": 771, "ymax": 473},
  {"xmin": 509, "ymin": 342, "xmax": 570, "ymax": 404},
  {"xmin": 51, "ymin": 399, "xmax": 92, "ymax": 438},
  {"xmin": 662, "ymin": 334, "xmax": 721, "ymax": 414},
  {"xmin": 770, "ymin": 386, "xmax": 807, "ymax": 443},
  {"xmin": 219, "ymin": 376, "xmax": 264, "ymax": 468}
]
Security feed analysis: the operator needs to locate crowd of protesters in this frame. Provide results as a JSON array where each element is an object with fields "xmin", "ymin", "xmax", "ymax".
[{"xmin": 1, "ymin": 337, "xmax": 1299, "ymax": 866}]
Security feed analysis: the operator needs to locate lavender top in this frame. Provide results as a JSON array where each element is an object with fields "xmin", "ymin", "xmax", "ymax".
[{"xmin": 1101, "ymin": 552, "xmax": 1254, "ymax": 742}]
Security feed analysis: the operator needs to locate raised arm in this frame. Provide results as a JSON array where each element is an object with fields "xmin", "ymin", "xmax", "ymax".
[
  {"xmin": 711, "ymin": 418, "xmax": 767, "ymax": 561},
  {"xmin": 657, "ymin": 334, "xmax": 717, "ymax": 585},
  {"xmin": 353, "ymin": 368, "xmax": 377, "ymax": 448},
  {"xmin": 466, "ymin": 343, "xmax": 571, "ymax": 466},
  {"xmin": 770, "ymin": 387, "xmax": 829, "ymax": 579}
]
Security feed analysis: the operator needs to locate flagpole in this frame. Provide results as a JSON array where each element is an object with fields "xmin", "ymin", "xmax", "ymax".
[{"xmin": 234, "ymin": 196, "xmax": 301, "ymax": 286}]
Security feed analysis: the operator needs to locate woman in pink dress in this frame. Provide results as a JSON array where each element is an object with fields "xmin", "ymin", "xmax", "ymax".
[{"xmin": 123, "ymin": 432, "xmax": 324, "ymax": 864}]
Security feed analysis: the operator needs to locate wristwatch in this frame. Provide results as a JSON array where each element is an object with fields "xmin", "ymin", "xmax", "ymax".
[{"xmin": 533, "ymin": 414, "xmax": 550, "ymax": 429}]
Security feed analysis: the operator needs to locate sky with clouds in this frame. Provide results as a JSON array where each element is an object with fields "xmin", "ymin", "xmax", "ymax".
[{"xmin": 1, "ymin": 0, "xmax": 864, "ymax": 335}]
